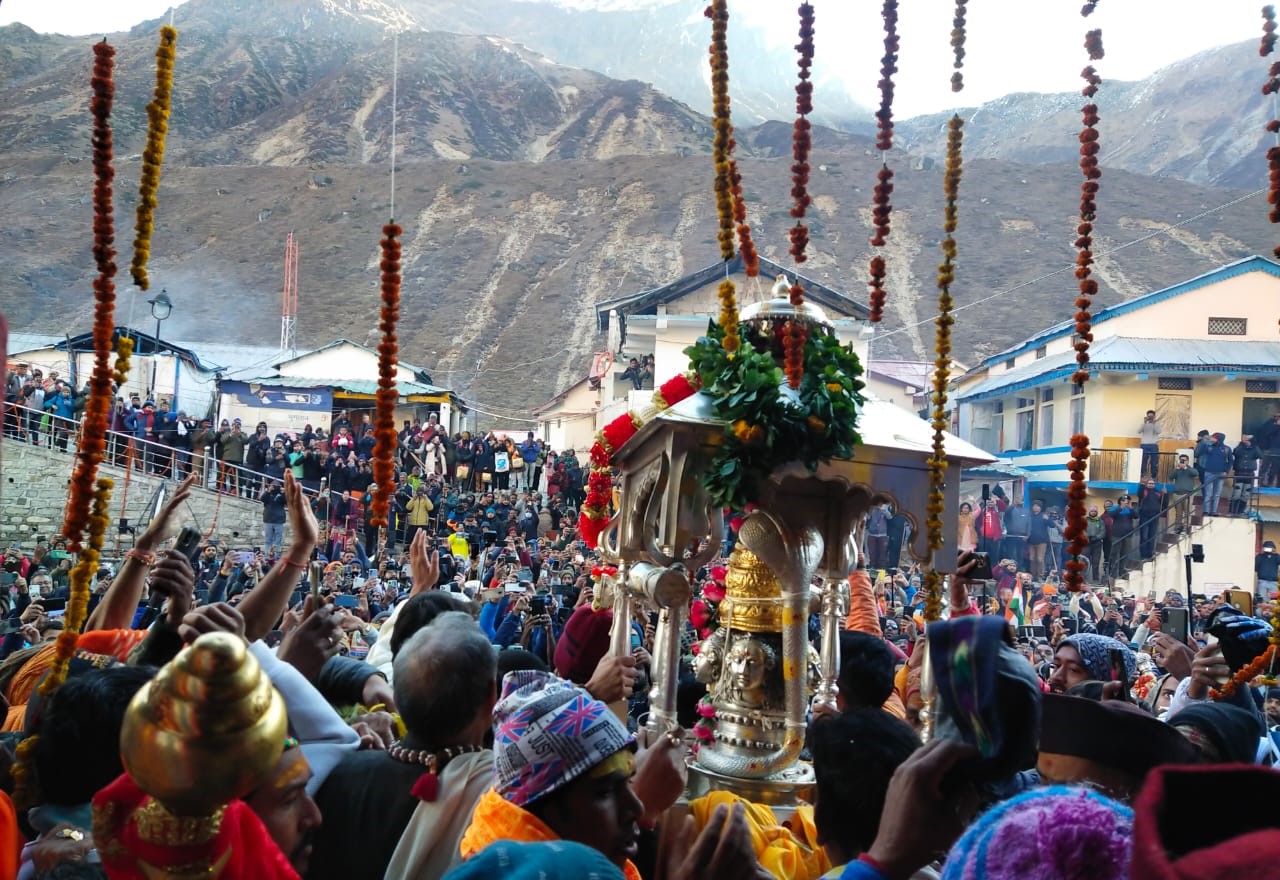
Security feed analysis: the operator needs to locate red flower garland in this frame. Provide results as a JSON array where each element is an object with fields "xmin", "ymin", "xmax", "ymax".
[
  {"xmin": 951, "ymin": 1, "xmax": 968, "ymax": 92},
  {"xmin": 1064, "ymin": 27, "xmax": 1105, "ymax": 593},
  {"xmin": 1262, "ymin": 9, "xmax": 1280, "ymax": 252},
  {"xmin": 370, "ymin": 223, "xmax": 402, "ymax": 528},
  {"xmin": 579, "ymin": 374, "xmax": 700, "ymax": 548},
  {"xmin": 867, "ymin": 0, "xmax": 899, "ymax": 324},
  {"xmin": 729, "ymin": 159, "xmax": 759, "ymax": 276},
  {"xmin": 923, "ymin": 115, "xmax": 964, "ymax": 622},
  {"xmin": 784, "ymin": 2, "xmax": 816, "ymax": 390}
]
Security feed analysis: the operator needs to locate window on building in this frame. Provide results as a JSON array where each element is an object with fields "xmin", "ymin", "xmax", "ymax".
[
  {"xmin": 1040, "ymin": 387, "xmax": 1054, "ymax": 403},
  {"xmin": 1004, "ymin": 358, "xmax": 1016, "ymax": 369},
  {"xmin": 1070, "ymin": 393, "xmax": 1085, "ymax": 436},
  {"xmin": 1035, "ymin": 345, "xmax": 1047, "ymax": 359},
  {"xmin": 1207, "ymin": 317, "xmax": 1247, "ymax": 336},
  {"xmin": 992, "ymin": 400, "xmax": 1004, "ymax": 414},
  {"xmin": 1039, "ymin": 403, "xmax": 1054, "ymax": 447},
  {"xmin": 1245, "ymin": 379, "xmax": 1278, "ymax": 394},
  {"xmin": 1157, "ymin": 376, "xmax": 1192, "ymax": 391},
  {"xmin": 1016, "ymin": 399, "xmax": 1035, "ymax": 451}
]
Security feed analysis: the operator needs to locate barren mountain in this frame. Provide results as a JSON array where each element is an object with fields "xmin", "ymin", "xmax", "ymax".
[
  {"xmin": 897, "ymin": 39, "xmax": 1275, "ymax": 189},
  {"xmin": 1, "ymin": 1, "xmax": 1276, "ymax": 417}
]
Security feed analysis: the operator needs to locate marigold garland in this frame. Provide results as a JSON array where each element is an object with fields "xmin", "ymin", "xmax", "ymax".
[
  {"xmin": 922, "ymin": 115, "xmax": 964, "ymax": 623},
  {"xmin": 129, "ymin": 24, "xmax": 177, "ymax": 291},
  {"xmin": 112, "ymin": 335, "xmax": 134, "ymax": 389},
  {"xmin": 1262, "ymin": 9, "xmax": 1280, "ymax": 249},
  {"xmin": 951, "ymin": 0, "xmax": 968, "ymax": 92},
  {"xmin": 64, "ymin": 40, "xmax": 119, "ymax": 555},
  {"xmin": 706, "ymin": 0, "xmax": 742, "ymax": 355},
  {"xmin": 18, "ymin": 43, "xmax": 123, "ymax": 812},
  {"xmin": 729, "ymin": 159, "xmax": 760, "ymax": 277},
  {"xmin": 370, "ymin": 223, "xmax": 402, "ymax": 528},
  {"xmin": 867, "ymin": 0, "xmax": 899, "ymax": 324},
  {"xmin": 579, "ymin": 374, "xmax": 700, "ymax": 548},
  {"xmin": 1062, "ymin": 29, "xmax": 1106, "ymax": 592},
  {"xmin": 783, "ymin": 2, "xmax": 816, "ymax": 389}
]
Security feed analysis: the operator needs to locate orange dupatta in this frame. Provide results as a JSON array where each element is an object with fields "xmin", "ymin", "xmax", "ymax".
[{"xmin": 460, "ymin": 787, "xmax": 643, "ymax": 880}]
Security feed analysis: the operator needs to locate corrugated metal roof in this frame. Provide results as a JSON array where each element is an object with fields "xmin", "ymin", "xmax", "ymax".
[
  {"xmin": 244, "ymin": 375, "xmax": 451, "ymax": 398},
  {"xmin": 7, "ymin": 333, "xmax": 62, "ymax": 354},
  {"xmin": 959, "ymin": 337, "xmax": 1280, "ymax": 402},
  {"xmin": 979, "ymin": 256, "xmax": 1280, "ymax": 368}
]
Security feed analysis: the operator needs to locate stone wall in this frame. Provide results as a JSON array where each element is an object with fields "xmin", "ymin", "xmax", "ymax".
[{"xmin": 0, "ymin": 440, "xmax": 283, "ymax": 557}]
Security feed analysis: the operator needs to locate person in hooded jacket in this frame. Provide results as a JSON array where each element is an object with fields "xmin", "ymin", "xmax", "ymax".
[{"xmin": 1200, "ymin": 432, "xmax": 1233, "ymax": 516}]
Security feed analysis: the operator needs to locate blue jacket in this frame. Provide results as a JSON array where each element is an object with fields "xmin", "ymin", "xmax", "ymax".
[
  {"xmin": 1202, "ymin": 441, "xmax": 1233, "ymax": 475},
  {"xmin": 44, "ymin": 391, "xmax": 74, "ymax": 419}
]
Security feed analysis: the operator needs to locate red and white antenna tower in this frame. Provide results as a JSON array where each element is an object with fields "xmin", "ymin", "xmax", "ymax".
[{"xmin": 280, "ymin": 232, "xmax": 299, "ymax": 356}]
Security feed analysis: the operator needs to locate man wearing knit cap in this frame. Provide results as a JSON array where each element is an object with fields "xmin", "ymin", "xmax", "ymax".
[
  {"xmin": 459, "ymin": 671, "xmax": 643, "ymax": 879},
  {"xmin": 1048, "ymin": 633, "xmax": 1136, "ymax": 695}
]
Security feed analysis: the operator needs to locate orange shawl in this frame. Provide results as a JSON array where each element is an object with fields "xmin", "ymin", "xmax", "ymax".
[
  {"xmin": 460, "ymin": 787, "xmax": 642, "ymax": 880},
  {"xmin": 1, "ymin": 630, "xmax": 147, "ymax": 732}
]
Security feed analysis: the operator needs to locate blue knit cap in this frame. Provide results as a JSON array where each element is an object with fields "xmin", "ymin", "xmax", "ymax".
[{"xmin": 941, "ymin": 786, "xmax": 1133, "ymax": 880}]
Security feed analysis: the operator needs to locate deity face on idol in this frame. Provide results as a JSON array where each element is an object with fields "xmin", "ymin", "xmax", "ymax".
[{"xmin": 726, "ymin": 634, "xmax": 775, "ymax": 708}]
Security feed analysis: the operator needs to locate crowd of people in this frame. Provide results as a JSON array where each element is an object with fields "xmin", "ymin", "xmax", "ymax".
[
  {"xmin": 0, "ymin": 442, "xmax": 1277, "ymax": 879},
  {"xmin": 6, "ymin": 370, "xmax": 1280, "ymax": 879}
]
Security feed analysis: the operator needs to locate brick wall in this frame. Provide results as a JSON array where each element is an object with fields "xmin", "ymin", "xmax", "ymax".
[{"xmin": 0, "ymin": 440, "xmax": 285, "ymax": 557}]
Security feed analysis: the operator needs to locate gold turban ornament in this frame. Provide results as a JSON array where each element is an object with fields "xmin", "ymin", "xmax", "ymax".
[{"xmin": 120, "ymin": 632, "xmax": 288, "ymax": 817}]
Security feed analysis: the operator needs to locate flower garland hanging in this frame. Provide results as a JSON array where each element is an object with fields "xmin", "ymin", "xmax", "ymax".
[
  {"xmin": 129, "ymin": 24, "xmax": 177, "ymax": 291},
  {"xmin": 922, "ymin": 115, "xmax": 964, "ymax": 624},
  {"xmin": 370, "ymin": 223, "xmax": 402, "ymax": 528},
  {"xmin": 950, "ymin": 0, "xmax": 968, "ymax": 92},
  {"xmin": 17, "ymin": 42, "xmax": 120, "ymax": 811},
  {"xmin": 64, "ymin": 40, "xmax": 120, "ymax": 554},
  {"xmin": 112, "ymin": 335, "xmax": 134, "ymax": 389},
  {"xmin": 729, "ymin": 159, "xmax": 760, "ymax": 277},
  {"xmin": 579, "ymin": 374, "xmax": 701, "ymax": 548},
  {"xmin": 784, "ymin": 2, "xmax": 816, "ymax": 390},
  {"xmin": 1064, "ymin": 27, "xmax": 1105, "ymax": 593},
  {"xmin": 707, "ymin": 0, "xmax": 742, "ymax": 356},
  {"xmin": 1261, "ymin": 8, "xmax": 1280, "ymax": 253},
  {"xmin": 867, "ymin": 0, "xmax": 899, "ymax": 324}
]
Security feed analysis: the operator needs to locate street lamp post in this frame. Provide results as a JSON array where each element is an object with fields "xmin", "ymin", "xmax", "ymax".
[{"xmin": 147, "ymin": 290, "xmax": 173, "ymax": 399}]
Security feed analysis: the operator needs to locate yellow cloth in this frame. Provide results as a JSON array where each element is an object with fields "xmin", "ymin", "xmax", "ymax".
[
  {"xmin": 448, "ymin": 533, "xmax": 470, "ymax": 559},
  {"xmin": 689, "ymin": 791, "xmax": 831, "ymax": 880},
  {"xmin": 460, "ymin": 787, "xmax": 642, "ymax": 880}
]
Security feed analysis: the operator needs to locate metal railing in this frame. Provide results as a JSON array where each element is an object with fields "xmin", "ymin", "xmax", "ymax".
[
  {"xmin": 1091, "ymin": 477, "xmax": 1258, "ymax": 583},
  {"xmin": 5, "ymin": 403, "xmax": 322, "ymax": 501}
]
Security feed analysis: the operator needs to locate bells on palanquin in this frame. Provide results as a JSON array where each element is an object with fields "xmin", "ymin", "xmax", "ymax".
[{"xmin": 120, "ymin": 632, "xmax": 287, "ymax": 817}]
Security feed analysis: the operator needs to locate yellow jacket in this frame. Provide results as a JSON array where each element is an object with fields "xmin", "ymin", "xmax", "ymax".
[{"xmin": 406, "ymin": 494, "xmax": 435, "ymax": 526}]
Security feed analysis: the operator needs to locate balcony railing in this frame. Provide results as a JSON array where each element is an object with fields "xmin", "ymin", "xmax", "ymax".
[
  {"xmin": 3, "ymin": 403, "xmax": 321, "ymax": 501},
  {"xmin": 1088, "ymin": 447, "xmax": 1127, "ymax": 482}
]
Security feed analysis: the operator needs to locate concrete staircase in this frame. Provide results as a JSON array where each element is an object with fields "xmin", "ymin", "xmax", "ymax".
[{"xmin": 1115, "ymin": 512, "xmax": 1257, "ymax": 597}]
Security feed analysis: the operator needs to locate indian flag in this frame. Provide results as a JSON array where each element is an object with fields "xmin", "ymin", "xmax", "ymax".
[{"xmin": 1005, "ymin": 583, "xmax": 1025, "ymax": 627}]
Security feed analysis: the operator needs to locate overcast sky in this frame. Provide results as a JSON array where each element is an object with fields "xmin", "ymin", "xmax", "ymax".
[{"xmin": 0, "ymin": 0, "xmax": 1262, "ymax": 116}]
